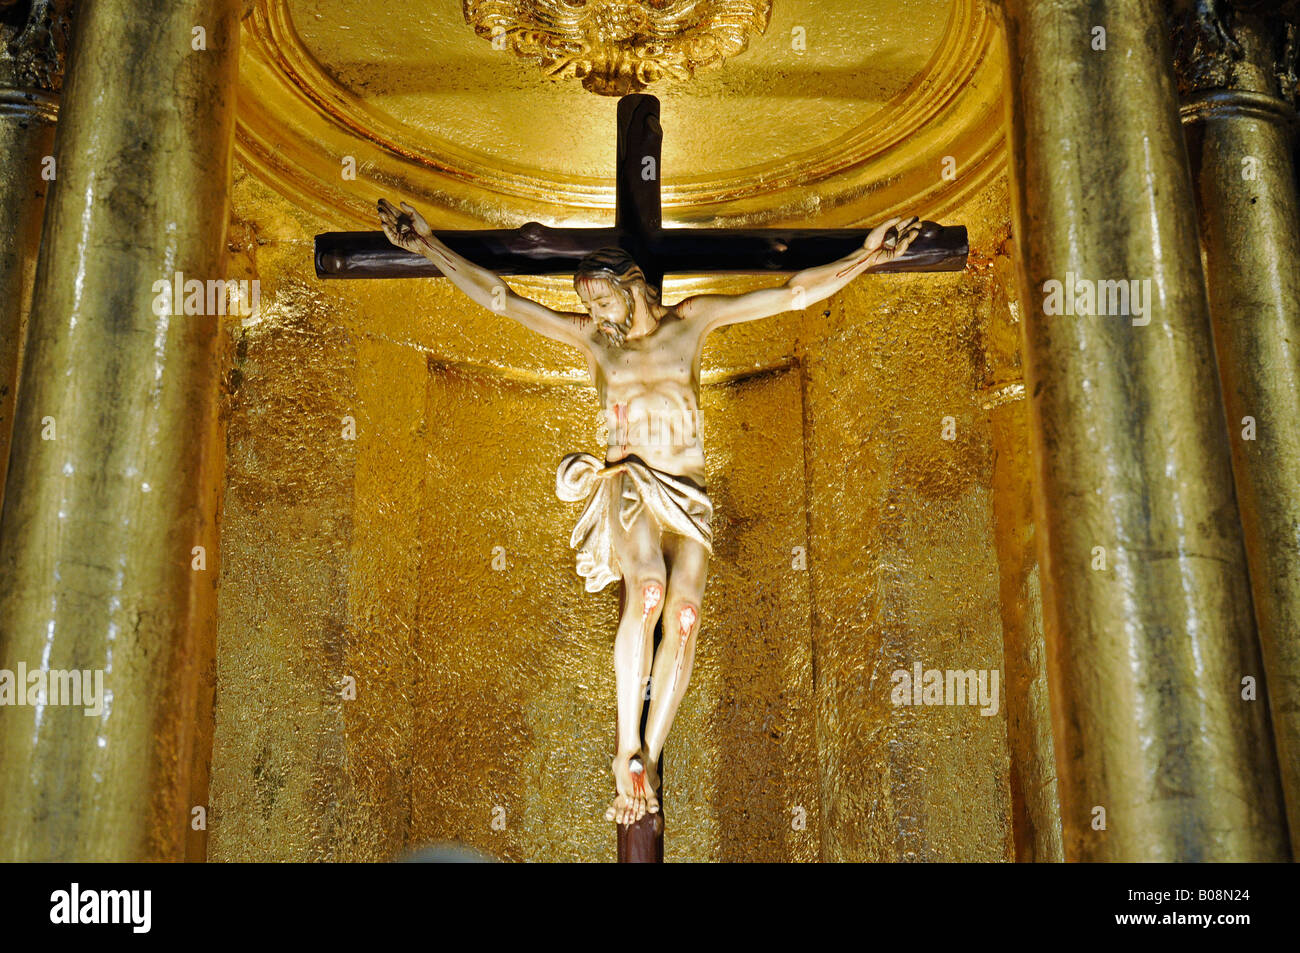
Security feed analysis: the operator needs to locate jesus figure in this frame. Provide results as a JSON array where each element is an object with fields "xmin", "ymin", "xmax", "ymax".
[{"xmin": 379, "ymin": 197, "xmax": 921, "ymax": 826}]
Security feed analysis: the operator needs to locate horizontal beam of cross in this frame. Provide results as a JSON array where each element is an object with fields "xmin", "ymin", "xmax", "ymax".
[
  {"xmin": 314, "ymin": 222, "xmax": 968, "ymax": 280},
  {"xmin": 314, "ymin": 94, "xmax": 968, "ymax": 285}
]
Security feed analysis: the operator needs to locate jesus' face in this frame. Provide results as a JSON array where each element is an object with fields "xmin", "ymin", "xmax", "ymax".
[{"xmin": 576, "ymin": 276, "xmax": 635, "ymax": 345}]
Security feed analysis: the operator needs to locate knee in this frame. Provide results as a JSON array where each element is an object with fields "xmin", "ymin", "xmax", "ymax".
[
  {"xmin": 641, "ymin": 581, "xmax": 664, "ymax": 617},
  {"xmin": 664, "ymin": 602, "xmax": 701, "ymax": 691},
  {"xmin": 629, "ymin": 577, "xmax": 665, "ymax": 622},
  {"xmin": 671, "ymin": 602, "xmax": 699, "ymax": 639}
]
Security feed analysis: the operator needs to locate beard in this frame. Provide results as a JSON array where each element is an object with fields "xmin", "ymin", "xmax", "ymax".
[{"xmin": 599, "ymin": 313, "xmax": 634, "ymax": 347}]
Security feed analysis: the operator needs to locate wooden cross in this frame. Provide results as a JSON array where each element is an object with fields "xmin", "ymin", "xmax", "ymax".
[{"xmin": 313, "ymin": 94, "xmax": 968, "ymax": 863}]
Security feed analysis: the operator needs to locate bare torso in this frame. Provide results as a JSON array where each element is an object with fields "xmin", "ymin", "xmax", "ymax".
[{"xmin": 585, "ymin": 308, "xmax": 707, "ymax": 485}]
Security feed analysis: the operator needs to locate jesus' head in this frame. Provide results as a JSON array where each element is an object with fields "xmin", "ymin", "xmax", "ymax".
[{"xmin": 574, "ymin": 248, "xmax": 659, "ymax": 346}]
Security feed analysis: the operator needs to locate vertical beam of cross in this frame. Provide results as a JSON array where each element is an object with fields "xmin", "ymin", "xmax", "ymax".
[
  {"xmin": 616, "ymin": 101, "xmax": 667, "ymax": 860},
  {"xmin": 616, "ymin": 94, "xmax": 664, "ymax": 294}
]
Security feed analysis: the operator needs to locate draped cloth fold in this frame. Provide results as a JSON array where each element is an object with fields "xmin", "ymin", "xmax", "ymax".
[{"xmin": 555, "ymin": 452, "xmax": 713, "ymax": 592}]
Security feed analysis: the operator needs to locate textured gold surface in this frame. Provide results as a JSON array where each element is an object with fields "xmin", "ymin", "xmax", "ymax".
[
  {"xmin": 0, "ymin": 1, "xmax": 65, "ymax": 519},
  {"xmin": 0, "ymin": 0, "xmax": 239, "ymax": 861},
  {"xmin": 236, "ymin": 0, "xmax": 1005, "ymax": 230},
  {"xmin": 462, "ymin": 0, "xmax": 773, "ymax": 96},
  {"xmin": 1001, "ymin": 0, "xmax": 1288, "ymax": 861},
  {"xmin": 988, "ymin": 248, "xmax": 1061, "ymax": 863},
  {"xmin": 799, "ymin": 181, "xmax": 1016, "ymax": 861},
  {"xmin": 0, "ymin": 97, "xmax": 55, "ymax": 514},
  {"xmin": 1181, "ymin": 12, "xmax": 1300, "ymax": 856},
  {"xmin": 207, "ymin": 153, "xmax": 1031, "ymax": 859}
]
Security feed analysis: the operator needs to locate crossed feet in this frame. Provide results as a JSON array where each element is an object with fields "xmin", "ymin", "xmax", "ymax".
[{"xmin": 606, "ymin": 750, "xmax": 661, "ymax": 826}]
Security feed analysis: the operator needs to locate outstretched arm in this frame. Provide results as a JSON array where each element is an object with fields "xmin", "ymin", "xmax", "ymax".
[
  {"xmin": 677, "ymin": 216, "xmax": 922, "ymax": 333},
  {"xmin": 378, "ymin": 199, "xmax": 593, "ymax": 347}
]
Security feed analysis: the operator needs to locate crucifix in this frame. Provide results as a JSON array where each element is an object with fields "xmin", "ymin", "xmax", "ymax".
[{"xmin": 314, "ymin": 94, "xmax": 967, "ymax": 863}]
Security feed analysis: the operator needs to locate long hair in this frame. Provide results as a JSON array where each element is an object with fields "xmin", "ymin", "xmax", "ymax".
[{"xmin": 573, "ymin": 247, "xmax": 660, "ymax": 308}]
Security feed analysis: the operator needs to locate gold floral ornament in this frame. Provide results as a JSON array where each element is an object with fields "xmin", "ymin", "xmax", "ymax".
[{"xmin": 463, "ymin": 0, "xmax": 772, "ymax": 95}]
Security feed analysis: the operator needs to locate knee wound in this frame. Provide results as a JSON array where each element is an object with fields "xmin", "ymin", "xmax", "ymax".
[{"xmin": 641, "ymin": 582, "xmax": 663, "ymax": 618}]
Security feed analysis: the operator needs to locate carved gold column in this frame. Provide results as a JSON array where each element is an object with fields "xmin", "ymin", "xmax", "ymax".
[
  {"xmin": 0, "ymin": 2, "xmax": 70, "ymax": 511},
  {"xmin": 998, "ymin": 0, "xmax": 1288, "ymax": 861},
  {"xmin": 1177, "ymin": 8, "xmax": 1300, "ymax": 856},
  {"xmin": 0, "ymin": 0, "xmax": 239, "ymax": 861}
]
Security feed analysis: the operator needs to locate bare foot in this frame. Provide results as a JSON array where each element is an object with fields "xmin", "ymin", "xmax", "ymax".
[
  {"xmin": 605, "ymin": 792, "xmax": 634, "ymax": 825},
  {"xmin": 641, "ymin": 756, "xmax": 661, "ymax": 815},
  {"xmin": 628, "ymin": 758, "xmax": 650, "ymax": 821},
  {"xmin": 606, "ymin": 751, "xmax": 647, "ymax": 826}
]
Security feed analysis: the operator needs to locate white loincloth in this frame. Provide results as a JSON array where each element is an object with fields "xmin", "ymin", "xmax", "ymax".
[{"xmin": 555, "ymin": 452, "xmax": 713, "ymax": 593}]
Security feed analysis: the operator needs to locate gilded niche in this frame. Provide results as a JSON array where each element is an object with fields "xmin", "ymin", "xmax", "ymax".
[{"xmin": 462, "ymin": 0, "xmax": 772, "ymax": 95}]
